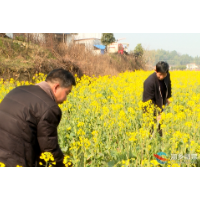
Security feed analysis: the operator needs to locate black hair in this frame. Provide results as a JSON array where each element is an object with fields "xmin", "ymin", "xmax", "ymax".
[
  {"xmin": 156, "ymin": 61, "xmax": 169, "ymax": 73},
  {"xmin": 46, "ymin": 68, "xmax": 76, "ymax": 87}
]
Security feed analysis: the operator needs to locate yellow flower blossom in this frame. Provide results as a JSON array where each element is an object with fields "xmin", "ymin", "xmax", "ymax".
[
  {"xmin": 2, "ymin": 71, "xmax": 200, "ymax": 167},
  {"xmin": 0, "ymin": 162, "xmax": 6, "ymax": 167}
]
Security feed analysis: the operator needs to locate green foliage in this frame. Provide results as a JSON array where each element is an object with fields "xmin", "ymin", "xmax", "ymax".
[
  {"xmin": 12, "ymin": 42, "xmax": 22, "ymax": 52},
  {"xmin": 0, "ymin": 38, "xmax": 3, "ymax": 47},
  {"xmin": 171, "ymin": 65, "xmax": 186, "ymax": 70},
  {"xmin": 46, "ymin": 51, "xmax": 55, "ymax": 59},
  {"xmin": 146, "ymin": 49, "xmax": 200, "ymax": 66},
  {"xmin": 133, "ymin": 43, "xmax": 144, "ymax": 56},
  {"xmin": 15, "ymin": 35, "xmax": 26, "ymax": 42},
  {"xmin": 101, "ymin": 33, "xmax": 116, "ymax": 46}
]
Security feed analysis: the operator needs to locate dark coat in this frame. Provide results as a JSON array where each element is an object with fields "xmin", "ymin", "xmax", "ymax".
[
  {"xmin": 0, "ymin": 85, "xmax": 65, "ymax": 167},
  {"xmin": 143, "ymin": 72, "xmax": 172, "ymax": 112}
]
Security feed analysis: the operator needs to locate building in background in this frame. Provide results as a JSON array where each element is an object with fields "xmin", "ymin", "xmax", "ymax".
[
  {"xmin": 73, "ymin": 33, "xmax": 102, "ymax": 48},
  {"xmin": 5, "ymin": 33, "xmax": 102, "ymax": 44},
  {"xmin": 186, "ymin": 63, "xmax": 198, "ymax": 70},
  {"xmin": 5, "ymin": 33, "xmax": 77, "ymax": 44},
  {"xmin": 55, "ymin": 33, "xmax": 78, "ymax": 44},
  {"xmin": 5, "ymin": 33, "xmax": 45, "ymax": 41},
  {"xmin": 4, "ymin": 33, "xmax": 105, "ymax": 54},
  {"xmin": 5, "ymin": 33, "xmax": 13, "ymax": 38},
  {"xmin": 93, "ymin": 45, "xmax": 106, "ymax": 55}
]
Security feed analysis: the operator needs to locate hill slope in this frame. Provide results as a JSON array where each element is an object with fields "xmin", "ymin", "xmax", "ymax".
[{"xmin": 0, "ymin": 36, "xmax": 146, "ymax": 81}]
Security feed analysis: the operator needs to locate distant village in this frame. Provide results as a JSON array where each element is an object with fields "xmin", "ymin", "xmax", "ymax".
[
  {"xmin": 4, "ymin": 33, "xmax": 129, "ymax": 56},
  {"xmin": 4, "ymin": 33, "xmax": 199, "ymax": 71},
  {"xmin": 185, "ymin": 63, "xmax": 200, "ymax": 70},
  {"xmin": 169, "ymin": 63, "xmax": 200, "ymax": 71}
]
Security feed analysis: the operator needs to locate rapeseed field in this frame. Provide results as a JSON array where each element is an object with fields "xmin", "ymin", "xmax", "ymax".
[{"xmin": 1, "ymin": 71, "xmax": 200, "ymax": 167}]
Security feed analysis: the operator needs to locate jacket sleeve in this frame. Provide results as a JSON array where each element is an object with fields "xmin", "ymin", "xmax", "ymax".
[
  {"xmin": 143, "ymin": 80, "xmax": 155, "ymax": 104},
  {"xmin": 37, "ymin": 106, "xmax": 65, "ymax": 167},
  {"xmin": 167, "ymin": 72, "xmax": 172, "ymax": 99},
  {"xmin": 142, "ymin": 80, "xmax": 157, "ymax": 114}
]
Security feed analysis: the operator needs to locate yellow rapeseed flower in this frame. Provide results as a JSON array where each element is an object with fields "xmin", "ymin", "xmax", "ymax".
[{"xmin": 0, "ymin": 162, "xmax": 6, "ymax": 167}]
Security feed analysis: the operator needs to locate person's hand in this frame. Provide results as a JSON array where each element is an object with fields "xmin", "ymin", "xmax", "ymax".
[
  {"xmin": 157, "ymin": 115, "xmax": 161, "ymax": 121},
  {"xmin": 166, "ymin": 99, "xmax": 171, "ymax": 105}
]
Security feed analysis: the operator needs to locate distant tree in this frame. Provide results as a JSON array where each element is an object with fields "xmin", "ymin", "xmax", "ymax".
[
  {"xmin": 133, "ymin": 43, "xmax": 144, "ymax": 56},
  {"xmin": 145, "ymin": 49, "xmax": 197, "ymax": 66},
  {"xmin": 171, "ymin": 65, "xmax": 186, "ymax": 70},
  {"xmin": 194, "ymin": 56, "xmax": 200, "ymax": 65},
  {"xmin": 101, "ymin": 33, "xmax": 116, "ymax": 46}
]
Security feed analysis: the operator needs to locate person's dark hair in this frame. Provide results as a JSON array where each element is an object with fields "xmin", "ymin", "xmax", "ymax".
[
  {"xmin": 156, "ymin": 61, "xmax": 169, "ymax": 73},
  {"xmin": 46, "ymin": 68, "xmax": 76, "ymax": 87}
]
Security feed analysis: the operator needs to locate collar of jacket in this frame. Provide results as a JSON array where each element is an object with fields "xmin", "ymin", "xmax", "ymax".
[
  {"xmin": 153, "ymin": 72, "xmax": 167, "ymax": 84},
  {"xmin": 36, "ymin": 81, "xmax": 56, "ymax": 102}
]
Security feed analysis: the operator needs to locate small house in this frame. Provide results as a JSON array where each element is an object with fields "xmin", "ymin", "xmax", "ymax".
[
  {"xmin": 186, "ymin": 63, "xmax": 198, "ymax": 70},
  {"xmin": 73, "ymin": 33, "xmax": 102, "ymax": 49},
  {"xmin": 93, "ymin": 45, "xmax": 106, "ymax": 55}
]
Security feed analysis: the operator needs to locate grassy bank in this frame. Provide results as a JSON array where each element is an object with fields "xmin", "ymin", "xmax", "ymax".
[{"xmin": 0, "ymin": 36, "xmax": 146, "ymax": 81}]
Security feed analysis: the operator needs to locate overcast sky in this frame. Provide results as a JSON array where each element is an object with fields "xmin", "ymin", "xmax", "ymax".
[{"xmin": 114, "ymin": 33, "xmax": 200, "ymax": 57}]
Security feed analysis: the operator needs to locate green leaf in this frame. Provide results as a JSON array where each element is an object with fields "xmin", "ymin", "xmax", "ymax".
[
  {"xmin": 61, "ymin": 145, "xmax": 69, "ymax": 153},
  {"xmin": 98, "ymin": 152, "xmax": 104, "ymax": 157},
  {"xmin": 110, "ymin": 150, "xmax": 118, "ymax": 159},
  {"xmin": 87, "ymin": 153, "xmax": 94, "ymax": 160},
  {"xmin": 108, "ymin": 161, "xmax": 115, "ymax": 167}
]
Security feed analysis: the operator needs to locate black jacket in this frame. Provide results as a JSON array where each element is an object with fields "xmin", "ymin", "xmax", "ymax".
[
  {"xmin": 143, "ymin": 72, "xmax": 172, "ymax": 112},
  {"xmin": 0, "ymin": 85, "xmax": 64, "ymax": 167}
]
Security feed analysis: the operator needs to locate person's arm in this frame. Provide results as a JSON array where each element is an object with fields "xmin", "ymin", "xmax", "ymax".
[
  {"xmin": 143, "ymin": 80, "xmax": 155, "ymax": 104},
  {"xmin": 37, "ymin": 106, "xmax": 65, "ymax": 167},
  {"xmin": 166, "ymin": 72, "xmax": 172, "ymax": 105},
  {"xmin": 143, "ymin": 81, "xmax": 156, "ymax": 115},
  {"xmin": 167, "ymin": 72, "xmax": 172, "ymax": 99},
  {"xmin": 143, "ymin": 79, "xmax": 161, "ymax": 117}
]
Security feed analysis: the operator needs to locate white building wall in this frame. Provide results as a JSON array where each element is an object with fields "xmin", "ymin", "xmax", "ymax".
[
  {"xmin": 5, "ymin": 33, "xmax": 102, "ymax": 46},
  {"xmin": 75, "ymin": 39, "xmax": 101, "ymax": 50},
  {"xmin": 5, "ymin": 33, "xmax": 13, "ymax": 38},
  {"xmin": 33, "ymin": 33, "xmax": 45, "ymax": 42},
  {"xmin": 66, "ymin": 34, "xmax": 73, "ymax": 45},
  {"xmin": 5, "ymin": 33, "xmax": 45, "ymax": 42},
  {"xmin": 186, "ymin": 63, "xmax": 198, "ymax": 69},
  {"xmin": 92, "ymin": 49, "xmax": 101, "ymax": 55},
  {"xmin": 74, "ymin": 33, "xmax": 102, "ymax": 40}
]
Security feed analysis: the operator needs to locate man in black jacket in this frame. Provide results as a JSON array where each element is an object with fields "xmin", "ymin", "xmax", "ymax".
[
  {"xmin": 143, "ymin": 61, "xmax": 172, "ymax": 137},
  {"xmin": 0, "ymin": 68, "xmax": 76, "ymax": 167}
]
